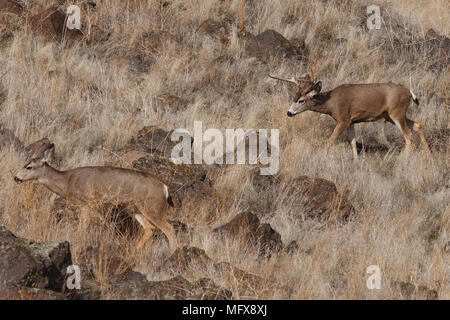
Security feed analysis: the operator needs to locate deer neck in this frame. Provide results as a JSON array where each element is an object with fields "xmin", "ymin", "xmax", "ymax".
[
  {"xmin": 309, "ymin": 91, "xmax": 333, "ymax": 116},
  {"xmin": 38, "ymin": 163, "xmax": 67, "ymax": 198}
]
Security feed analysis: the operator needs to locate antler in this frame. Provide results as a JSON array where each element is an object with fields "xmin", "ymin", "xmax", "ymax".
[{"xmin": 268, "ymin": 74, "xmax": 300, "ymax": 87}]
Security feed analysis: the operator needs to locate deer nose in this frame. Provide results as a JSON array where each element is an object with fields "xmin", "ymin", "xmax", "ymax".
[
  {"xmin": 14, "ymin": 176, "xmax": 22, "ymax": 183},
  {"xmin": 287, "ymin": 111, "xmax": 294, "ymax": 117}
]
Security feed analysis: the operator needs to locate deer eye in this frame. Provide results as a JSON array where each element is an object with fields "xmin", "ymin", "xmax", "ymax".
[
  {"xmin": 297, "ymin": 99, "xmax": 305, "ymax": 103},
  {"xmin": 26, "ymin": 166, "xmax": 32, "ymax": 170}
]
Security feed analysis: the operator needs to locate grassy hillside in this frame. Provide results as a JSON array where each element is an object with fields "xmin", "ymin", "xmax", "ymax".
[{"xmin": 0, "ymin": 0, "xmax": 448, "ymax": 299}]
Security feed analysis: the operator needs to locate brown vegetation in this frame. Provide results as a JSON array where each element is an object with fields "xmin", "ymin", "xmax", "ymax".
[{"xmin": 0, "ymin": 0, "xmax": 448, "ymax": 299}]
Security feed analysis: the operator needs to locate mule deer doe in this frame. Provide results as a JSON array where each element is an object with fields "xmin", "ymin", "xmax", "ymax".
[
  {"xmin": 269, "ymin": 73, "xmax": 431, "ymax": 158},
  {"xmin": 13, "ymin": 143, "xmax": 177, "ymax": 252}
]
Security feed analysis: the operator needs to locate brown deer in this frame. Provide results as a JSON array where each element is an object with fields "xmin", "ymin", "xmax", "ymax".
[
  {"xmin": 14, "ymin": 143, "xmax": 177, "ymax": 252},
  {"xmin": 269, "ymin": 73, "xmax": 431, "ymax": 158}
]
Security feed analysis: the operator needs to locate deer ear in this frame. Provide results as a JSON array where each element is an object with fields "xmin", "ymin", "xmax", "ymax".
[
  {"xmin": 41, "ymin": 144, "xmax": 55, "ymax": 163},
  {"xmin": 312, "ymin": 81, "xmax": 322, "ymax": 94}
]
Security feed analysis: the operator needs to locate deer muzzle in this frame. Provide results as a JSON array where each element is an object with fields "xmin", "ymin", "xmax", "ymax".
[{"xmin": 14, "ymin": 176, "xmax": 23, "ymax": 184}]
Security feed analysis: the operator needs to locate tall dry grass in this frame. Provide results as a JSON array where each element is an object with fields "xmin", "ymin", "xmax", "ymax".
[{"xmin": 0, "ymin": 0, "xmax": 448, "ymax": 299}]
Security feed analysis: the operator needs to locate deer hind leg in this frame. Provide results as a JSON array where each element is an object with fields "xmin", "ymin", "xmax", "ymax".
[
  {"xmin": 135, "ymin": 214, "xmax": 156, "ymax": 250},
  {"xmin": 137, "ymin": 203, "xmax": 177, "ymax": 253},
  {"xmin": 345, "ymin": 124, "xmax": 358, "ymax": 159},
  {"xmin": 326, "ymin": 122, "xmax": 351, "ymax": 155},
  {"xmin": 149, "ymin": 217, "xmax": 176, "ymax": 253},
  {"xmin": 406, "ymin": 118, "xmax": 431, "ymax": 155},
  {"xmin": 391, "ymin": 115, "xmax": 413, "ymax": 153}
]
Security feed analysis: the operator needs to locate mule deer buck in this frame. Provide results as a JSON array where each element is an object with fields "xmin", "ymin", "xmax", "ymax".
[
  {"xmin": 269, "ymin": 73, "xmax": 431, "ymax": 158},
  {"xmin": 14, "ymin": 143, "xmax": 177, "ymax": 252}
]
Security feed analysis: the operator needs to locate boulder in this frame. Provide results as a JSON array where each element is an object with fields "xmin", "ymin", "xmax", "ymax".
[
  {"xmin": 249, "ymin": 170, "xmax": 354, "ymax": 222},
  {"xmin": 424, "ymin": 29, "xmax": 450, "ymax": 73},
  {"xmin": 156, "ymin": 94, "xmax": 187, "ymax": 112},
  {"xmin": 86, "ymin": 24, "xmax": 110, "ymax": 44},
  {"xmin": 161, "ymin": 246, "xmax": 215, "ymax": 274},
  {"xmin": 2, "ymin": 286, "xmax": 67, "ymax": 300},
  {"xmin": 285, "ymin": 176, "xmax": 354, "ymax": 222},
  {"xmin": 140, "ymin": 30, "xmax": 180, "ymax": 54},
  {"xmin": 197, "ymin": 19, "xmax": 229, "ymax": 44},
  {"xmin": 212, "ymin": 212, "xmax": 283, "ymax": 255},
  {"xmin": 103, "ymin": 274, "xmax": 231, "ymax": 300},
  {"xmin": 133, "ymin": 155, "xmax": 213, "ymax": 207},
  {"xmin": 29, "ymin": 5, "xmax": 84, "ymax": 46},
  {"xmin": 75, "ymin": 245, "xmax": 133, "ymax": 281},
  {"xmin": 391, "ymin": 281, "xmax": 438, "ymax": 300},
  {"xmin": 108, "ymin": 54, "xmax": 153, "ymax": 74},
  {"xmin": 0, "ymin": 226, "xmax": 72, "ymax": 298},
  {"xmin": 123, "ymin": 126, "xmax": 188, "ymax": 159},
  {"xmin": 159, "ymin": 246, "xmax": 289, "ymax": 299},
  {"xmin": 119, "ymin": 150, "xmax": 151, "ymax": 167},
  {"xmin": 246, "ymin": 29, "xmax": 305, "ymax": 62}
]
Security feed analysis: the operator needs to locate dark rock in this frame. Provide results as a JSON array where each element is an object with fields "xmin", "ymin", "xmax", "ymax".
[
  {"xmin": 76, "ymin": 245, "xmax": 132, "ymax": 280},
  {"xmin": 392, "ymin": 281, "xmax": 438, "ymax": 300},
  {"xmin": 290, "ymin": 38, "xmax": 308, "ymax": 58},
  {"xmin": 87, "ymin": 25, "xmax": 110, "ymax": 43},
  {"xmin": 69, "ymin": 279, "xmax": 101, "ymax": 300},
  {"xmin": 197, "ymin": 19, "xmax": 229, "ymax": 44},
  {"xmin": 1, "ymin": 285, "xmax": 67, "ymax": 300},
  {"xmin": 141, "ymin": 30, "xmax": 180, "ymax": 54},
  {"xmin": 29, "ymin": 5, "xmax": 84, "ymax": 46},
  {"xmin": 151, "ymin": 220, "xmax": 192, "ymax": 245},
  {"xmin": 103, "ymin": 274, "xmax": 231, "ymax": 300},
  {"xmin": 283, "ymin": 240, "xmax": 300, "ymax": 254},
  {"xmin": 124, "ymin": 126, "xmax": 188, "ymax": 159},
  {"xmin": 159, "ymin": 246, "xmax": 288, "ymax": 298},
  {"xmin": 160, "ymin": 246, "xmax": 215, "ymax": 274},
  {"xmin": 133, "ymin": 155, "xmax": 213, "ymax": 207},
  {"xmin": 156, "ymin": 94, "xmax": 187, "ymax": 112},
  {"xmin": 212, "ymin": 212, "xmax": 283, "ymax": 255},
  {"xmin": 0, "ymin": 226, "xmax": 72, "ymax": 298},
  {"xmin": 246, "ymin": 30, "xmax": 305, "ymax": 62},
  {"xmin": 426, "ymin": 29, "xmax": 450, "ymax": 50},
  {"xmin": 285, "ymin": 176, "xmax": 354, "ymax": 222}
]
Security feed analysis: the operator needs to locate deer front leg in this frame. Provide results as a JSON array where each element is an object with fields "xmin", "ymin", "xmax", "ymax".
[
  {"xmin": 326, "ymin": 122, "xmax": 351, "ymax": 155},
  {"xmin": 78, "ymin": 206, "xmax": 90, "ymax": 232},
  {"xmin": 345, "ymin": 124, "xmax": 358, "ymax": 159}
]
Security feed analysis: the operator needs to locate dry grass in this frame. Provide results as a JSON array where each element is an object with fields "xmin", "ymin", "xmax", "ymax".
[{"xmin": 0, "ymin": 0, "xmax": 448, "ymax": 299}]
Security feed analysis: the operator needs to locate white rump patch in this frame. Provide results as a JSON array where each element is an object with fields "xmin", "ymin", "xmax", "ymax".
[{"xmin": 163, "ymin": 184, "xmax": 169, "ymax": 200}]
